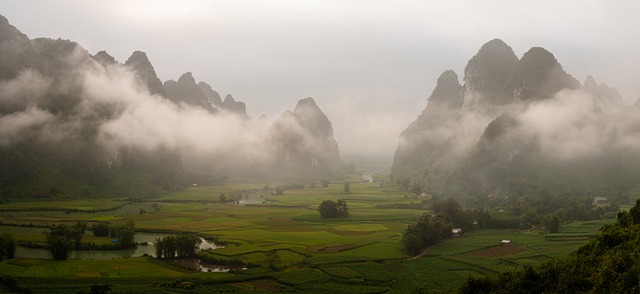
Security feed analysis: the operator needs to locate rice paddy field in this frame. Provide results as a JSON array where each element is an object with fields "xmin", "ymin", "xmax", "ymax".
[{"xmin": 0, "ymin": 179, "xmax": 611, "ymax": 293}]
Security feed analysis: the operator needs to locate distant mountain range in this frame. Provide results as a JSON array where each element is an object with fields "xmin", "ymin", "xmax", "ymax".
[
  {"xmin": 392, "ymin": 39, "xmax": 640, "ymax": 202},
  {"xmin": 0, "ymin": 15, "xmax": 347, "ymax": 198}
]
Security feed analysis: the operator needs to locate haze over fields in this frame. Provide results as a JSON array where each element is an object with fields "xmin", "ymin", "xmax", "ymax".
[{"xmin": 2, "ymin": 0, "xmax": 639, "ymax": 164}]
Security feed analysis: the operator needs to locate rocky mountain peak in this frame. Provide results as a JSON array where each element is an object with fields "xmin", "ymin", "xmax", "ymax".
[
  {"xmin": 163, "ymin": 72, "xmax": 210, "ymax": 110},
  {"xmin": 178, "ymin": 72, "xmax": 196, "ymax": 85},
  {"xmin": 508, "ymin": 47, "xmax": 579, "ymax": 101},
  {"xmin": 198, "ymin": 82, "xmax": 222, "ymax": 106},
  {"xmin": 124, "ymin": 51, "xmax": 165, "ymax": 97},
  {"xmin": 426, "ymin": 70, "xmax": 464, "ymax": 113},
  {"xmin": 463, "ymin": 38, "xmax": 519, "ymax": 107},
  {"xmin": 92, "ymin": 50, "xmax": 117, "ymax": 66},
  {"xmin": 583, "ymin": 75, "xmax": 598, "ymax": 92},
  {"xmin": 223, "ymin": 94, "xmax": 236, "ymax": 104},
  {"xmin": 293, "ymin": 97, "xmax": 333, "ymax": 138},
  {"xmin": 221, "ymin": 94, "xmax": 247, "ymax": 116},
  {"xmin": 0, "ymin": 14, "xmax": 34, "ymax": 80}
]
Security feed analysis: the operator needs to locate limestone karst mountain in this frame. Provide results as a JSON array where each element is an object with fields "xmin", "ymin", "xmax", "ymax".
[
  {"xmin": 124, "ymin": 51, "xmax": 166, "ymax": 97},
  {"xmin": 0, "ymin": 15, "xmax": 345, "ymax": 198},
  {"xmin": 268, "ymin": 97, "xmax": 345, "ymax": 178},
  {"xmin": 392, "ymin": 39, "xmax": 640, "ymax": 202}
]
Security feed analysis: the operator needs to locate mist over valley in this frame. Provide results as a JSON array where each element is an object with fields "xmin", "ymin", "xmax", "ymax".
[{"xmin": 1, "ymin": 3, "xmax": 640, "ymax": 293}]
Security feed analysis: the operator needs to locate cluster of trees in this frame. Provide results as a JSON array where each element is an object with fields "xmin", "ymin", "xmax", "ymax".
[
  {"xmin": 401, "ymin": 214, "xmax": 452, "ymax": 255},
  {"xmin": 45, "ymin": 221, "xmax": 135, "ymax": 260},
  {"xmin": 319, "ymin": 199, "xmax": 349, "ymax": 218},
  {"xmin": 457, "ymin": 199, "xmax": 640, "ymax": 293},
  {"xmin": 264, "ymin": 250, "xmax": 281, "ymax": 271},
  {"xmin": 91, "ymin": 221, "xmax": 135, "ymax": 248},
  {"xmin": 154, "ymin": 234, "xmax": 201, "ymax": 259},
  {"xmin": 0, "ymin": 233, "xmax": 16, "ymax": 260},
  {"xmin": 401, "ymin": 193, "xmax": 613, "ymax": 256},
  {"xmin": 425, "ymin": 190, "xmax": 620, "ymax": 234},
  {"xmin": 45, "ymin": 223, "xmax": 85, "ymax": 260}
]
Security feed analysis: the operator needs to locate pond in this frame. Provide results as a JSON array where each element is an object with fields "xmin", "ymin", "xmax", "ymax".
[{"xmin": 13, "ymin": 232, "xmax": 219, "ymax": 260}]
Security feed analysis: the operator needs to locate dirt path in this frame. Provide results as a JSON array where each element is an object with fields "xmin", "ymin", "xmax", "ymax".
[{"xmin": 407, "ymin": 244, "xmax": 435, "ymax": 261}]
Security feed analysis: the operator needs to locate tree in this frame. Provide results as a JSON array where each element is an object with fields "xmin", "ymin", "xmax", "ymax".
[
  {"xmin": 336, "ymin": 199, "xmax": 349, "ymax": 217},
  {"xmin": 321, "ymin": 180, "xmax": 330, "ymax": 188},
  {"xmin": 545, "ymin": 214, "xmax": 560, "ymax": 233},
  {"xmin": 319, "ymin": 199, "xmax": 349, "ymax": 218},
  {"xmin": 630, "ymin": 199, "xmax": 640, "ymax": 225},
  {"xmin": 90, "ymin": 284, "xmax": 113, "ymax": 294},
  {"xmin": 92, "ymin": 223, "xmax": 109, "ymax": 237},
  {"xmin": 0, "ymin": 233, "xmax": 16, "ymax": 260},
  {"xmin": 401, "ymin": 232, "xmax": 423, "ymax": 256},
  {"xmin": 343, "ymin": 183, "xmax": 351, "ymax": 193},
  {"xmin": 319, "ymin": 200, "xmax": 338, "ymax": 218},
  {"xmin": 401, "ymin": 213, "xmax": 452, "ymax": 255},
  {"xmin": 265, "ymin": 250, "xmax": 281, "ymax": 271},
  {"xmin": 46, "ymin": 224, "xmax": 74, "ymax": 260},
  {"xmin": 155, "ymin": 234, "xmax": 201, "ymax": 259}
]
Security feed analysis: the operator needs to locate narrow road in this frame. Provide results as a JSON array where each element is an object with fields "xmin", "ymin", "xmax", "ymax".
[{"xmin": 407, "ymin": 244, "xmax": 435, "ymax": 261}]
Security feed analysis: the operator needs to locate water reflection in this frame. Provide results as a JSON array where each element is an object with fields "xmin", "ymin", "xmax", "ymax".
[{"xmin": 14, "ymin": 233, "xmax": 218, "ymax": 260}]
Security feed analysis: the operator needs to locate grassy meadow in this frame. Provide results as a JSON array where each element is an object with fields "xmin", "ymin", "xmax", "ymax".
[{"xmin": 0, "ymin": 178, "xmax": 611, "ymax": 293}]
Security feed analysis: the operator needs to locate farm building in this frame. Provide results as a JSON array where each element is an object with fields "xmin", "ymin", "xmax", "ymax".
[{"xmin": 451, "ymin": 228, "xmax": 462, "ymax": 237}]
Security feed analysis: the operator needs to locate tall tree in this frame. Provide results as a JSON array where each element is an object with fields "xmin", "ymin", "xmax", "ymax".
[
  {"xmin": 0, "ymin": 233, "xmax": 16, "ymax": 260},
  {"xmin": 45, "ymin": 225, "xmax": 74, "ymax": 260}
]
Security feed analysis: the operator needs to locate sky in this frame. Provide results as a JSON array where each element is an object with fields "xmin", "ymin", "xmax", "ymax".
[{"xmin": 1, "ymin": 0, "xmax": 639, "ymax": 164}]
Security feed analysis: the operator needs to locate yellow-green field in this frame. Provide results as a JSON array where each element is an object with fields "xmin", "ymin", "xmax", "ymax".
[{"xmin": 0, "ymin": 180, "xmax": 609, "ymax": 293}]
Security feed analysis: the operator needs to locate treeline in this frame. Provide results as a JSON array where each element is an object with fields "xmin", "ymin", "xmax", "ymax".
[
  {"xmin": 401, "ymin": 193, "xmax": 619, "ymax": 255},
  {"xmin": 91, "ymin": 222, "xmax": 134, "ymax": 241},
  {"xmin": 0, "ymin": 201, "xmax": 131, "ymax": 213},
  {"xmin": 457, "ymin": 199, "xmax": 640, "ymax": 293},
  {"xmin": 0, "ymin": 233, "xmax": 16, "ymax": 260},
  {"xmin": 154, "ymin": 234, "xmax": 201, "ymax": 259},
  {"xmin": 45, "ymin": 221, "xmax": 135, "ymax": 260},
  {"xmin": 401, "ymin": 214, "xmax": 451, "ymax": 255}
]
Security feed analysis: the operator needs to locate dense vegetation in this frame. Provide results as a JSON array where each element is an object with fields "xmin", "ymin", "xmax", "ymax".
[
  {"xmin": 318, "ymin": 199, "xmax": 349, "ymax": 218},
  {"xmin": 458, "ymin": 200, "xmax": 640, "ymax": 293},
  {"xmin": 0, "ymin": 233, "xmax": 16, "ymax": 260},
  {"xmin": 154, "ymin": 234, "xmax": 201, "ymax": 259}
]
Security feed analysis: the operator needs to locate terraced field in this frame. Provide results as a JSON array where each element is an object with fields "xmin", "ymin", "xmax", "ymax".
[{"xmin": 0, "ymin": 179, "xmax": 610, "ymax": 293}]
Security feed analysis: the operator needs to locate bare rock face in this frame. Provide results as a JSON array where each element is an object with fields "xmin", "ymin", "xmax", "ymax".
[
  {"xmin": 269, "ymin": 97, "xmax": 344, "ymax": 178},
  {"xmin": 392, "ymin": 39, "xmax": 634, "ymax": 199},
  {"xmin": 163, "ymin": 72, "xmax": 211, "ymax": 110},
  {"xmin": 583, "ymin": 75, "xmax": 623, "ymax": 105},
  {"xmin": 222, "ymin": 94, "xmax": 247, "ymax": 117},
  {"xmin": 125, "ymin": 51, "xmax": 166, "ymax": 97},
  {"xmin": 92, "ymin": 50, "xmax": 117, "ymax": 66},
  {"xmin": 507, "ymin": 47, "xmax": 580, "ymax": 101},
  {"xmin": 463, "ymin": 39, "xmax": 519, "ymax": 108},
  {"xmin": 0, "ymin": 15, "xmax": 34, "ymax": 80},
  {"xmin": 198, "ymin": 82, "xmax": 223, "ymax": 106}
]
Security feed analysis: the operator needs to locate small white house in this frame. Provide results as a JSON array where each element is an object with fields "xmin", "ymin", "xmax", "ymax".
[
  {"xmin": 501, "ymin": 240, "xmax": 512, "ymax": 246},
  {"xmin": 451, "ymin": 228, "xmax": 462, "ymax": 237}
]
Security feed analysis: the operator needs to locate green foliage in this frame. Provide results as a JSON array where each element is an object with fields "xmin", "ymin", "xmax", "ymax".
[
  {"xmin": 545, "ymin": 214, "xmax": 560, "ymax": 233},
  {"xmin": 0, "ymin": 233, "xmax": 16, "ymax": 260},
  {"xmin": 45, "ymin": 224, "xmax": 77, "ymax": 260},
  {"xmin": 90, "ymin": 283, "xmax": 113, "ymax": 294},
  {"xmin": 319, "ymin": 199, "xmax": 349, "ymax": 218},
  {"xmin": 265, "ymin": 250, "xmax": 282, "ymax": 271},
  {"xmin": 343, "ymin": 183, "xmax": 351, "ymax": 193},
  {"xmin": 154, "ymin": 234, "xmax": 202, "ymax": 259},
  {"xmin": 457, "ymin": 200, "xmax": 640, "ymax": 293},
  {"xmin": 401, "ymin": 213, "xmax": 452, "ymax": 255},
  {"xmin": 91, "ymin": 223, "xmax": 109, "ymax": 237}
]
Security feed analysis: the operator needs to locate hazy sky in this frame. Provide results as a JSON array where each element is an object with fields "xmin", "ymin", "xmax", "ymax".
[{"xmin": 2, "ymin": 0, "xmax": 639, "ymax": 164}]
